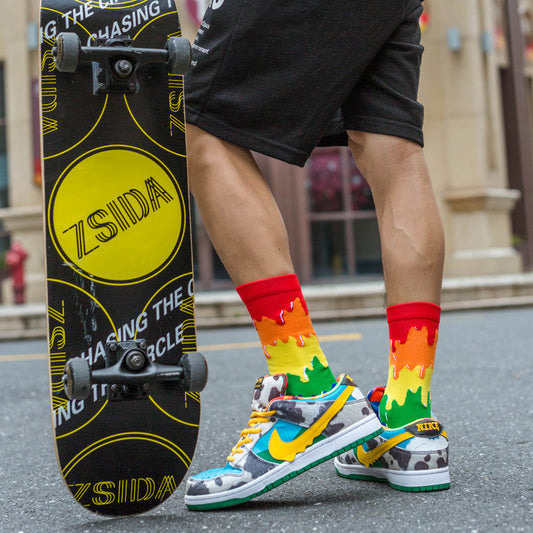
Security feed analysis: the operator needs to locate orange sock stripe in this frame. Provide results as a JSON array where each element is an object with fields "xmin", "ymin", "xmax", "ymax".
[
  {"xmin": 254, "ymin": 298, "xmax": 315, "ymax": 347},
  {"xmin": 389, "ymin": 327, "xmax": 438, "ymax": 379}
]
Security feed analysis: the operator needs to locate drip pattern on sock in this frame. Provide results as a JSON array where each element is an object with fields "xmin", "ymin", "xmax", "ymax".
[
  {"xmin": 380, "ymin": 303, "xmax": 440, "ymax": 429},
  {"xmin": 254, "ymin": 298, "xmax": 335, "ymax": 397}
]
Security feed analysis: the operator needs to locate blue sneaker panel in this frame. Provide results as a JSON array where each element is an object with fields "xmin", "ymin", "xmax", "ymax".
[
  {"xmin": 254, "ymin": 419, "xmax": 303, "ymax": 456},
  {"xmin": 192, "ymin": 465, "xmax": 241, "ymax": 481}
]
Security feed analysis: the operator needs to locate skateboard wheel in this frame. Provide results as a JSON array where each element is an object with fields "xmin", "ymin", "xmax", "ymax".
[
  {"xmin": 166, "ymin": 36, "xmax": 191, "ymax": 74},
  {"xmin": 181, "ymin": 352, "xmax": 208, "ymax": 392},
  {"xmin": 63, "ymin": 357, "xmax": 91, "ymax": 400},
  {"xmin": 54, "ymin": 33, "xmax": 81, "ymax": 72}
]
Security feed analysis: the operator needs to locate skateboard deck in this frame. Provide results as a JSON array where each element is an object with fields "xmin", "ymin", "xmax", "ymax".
[{"xmin": 39, "ymin": 0, "xmax": 206, "ymax": 516}]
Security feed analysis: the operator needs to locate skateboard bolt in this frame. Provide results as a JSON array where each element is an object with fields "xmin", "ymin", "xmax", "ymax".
[
  {"xmin": 108, "ymin": 343, "xmax": 118, "ymax": 352},
  {"xmin": 125, "ymin": 350, "xmax": 145, "ymax": 371},
  {"xmin": 114, "ymin": 59, "xmax": 133, "ymax": 78}
]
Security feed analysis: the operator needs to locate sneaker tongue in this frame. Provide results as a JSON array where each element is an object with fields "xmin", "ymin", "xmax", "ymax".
[{"xmin": 251, "ymin": 374, "xmax": 288, "ymax": 411}]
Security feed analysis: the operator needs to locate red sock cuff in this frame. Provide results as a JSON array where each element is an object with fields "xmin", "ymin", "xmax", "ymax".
[
  {"xmin": 387, "ymin": 302, "xmax": 441, "ymax": 345},
  {"xmin": 387, "ymin": 302, "xmax": 441, "ymax": 323},
  {"xmin": 237, "ymin": 274, "xmax": 308, "ymax": 323}
]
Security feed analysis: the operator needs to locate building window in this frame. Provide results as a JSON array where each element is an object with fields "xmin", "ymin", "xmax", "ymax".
[
  {"xmin": 494, "ymin": 0, "xmax": 533, "ymax": 68},
  {"xmin": 307, "ymin": 147, "xmax": 382, "ymax": 279},
  {"xmin": 0, "ymin": 64, "xmax": 7, "ymax": 208}
]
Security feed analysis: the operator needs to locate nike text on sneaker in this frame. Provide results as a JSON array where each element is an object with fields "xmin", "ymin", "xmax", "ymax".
[
  {"xmin": 334, "ymin": 388, "xmax": 450, "ymax": 492},
  {"xmin": 184, "ymin": 373, "xmax": 383, "ymax": 510}
]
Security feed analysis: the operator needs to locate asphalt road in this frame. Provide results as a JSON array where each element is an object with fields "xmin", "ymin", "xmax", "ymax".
[{"xmin": 1, "ymin": 307, "xmax": 532, "ymax": 532}]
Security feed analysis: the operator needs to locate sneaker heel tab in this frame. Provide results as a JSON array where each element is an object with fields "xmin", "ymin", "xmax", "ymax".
[
  {"xmin": 405, "ymin": 419, "xmax": 444, "ymax": 437},
  {"xmin": 367, "ymin": 387, "xmax": 385, "ymax": 403}
]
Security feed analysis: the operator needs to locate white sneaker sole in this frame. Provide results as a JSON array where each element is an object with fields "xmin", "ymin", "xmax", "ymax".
[{"xmin": 334, "ymin": 458, "xmax": 450, "ymax": 492}]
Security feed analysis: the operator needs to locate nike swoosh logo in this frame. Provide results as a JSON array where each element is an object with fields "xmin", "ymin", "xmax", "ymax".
[
  {"xmin": 356, "ymin": 432, "xmax": 412, "ymax": 467},
  {"xmin": 268, "ymin": 385, "xmax": 354, "ymax": 462}
]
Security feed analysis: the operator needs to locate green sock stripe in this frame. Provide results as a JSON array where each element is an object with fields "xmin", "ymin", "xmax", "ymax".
[
  {"xmin": 285, "ymin": 356, "xmax": 337, "ymax": 397},
  {"xmin": 380, "ymin": 387, "xmax": 432, "ymax": 428}
]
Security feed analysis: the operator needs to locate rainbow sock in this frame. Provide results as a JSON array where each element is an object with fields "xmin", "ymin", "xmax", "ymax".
[
  {"xmin": 380, "ymin": 302, "xmax": 440, "ymax": 429},
  {"xmin": 237, "ymin": 274, "xmax": 337, "ymax": 397}
]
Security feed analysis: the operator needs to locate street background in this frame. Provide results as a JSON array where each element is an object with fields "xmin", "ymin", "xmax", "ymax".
[{"xmin": 1, "ymin": 307, "xmax": 532, "ymax": 532}]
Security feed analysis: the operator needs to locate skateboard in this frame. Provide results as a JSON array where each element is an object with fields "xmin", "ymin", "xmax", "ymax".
[{"xmin": 39, "ymin": 0, "xmax": 207, "ymax": 516}]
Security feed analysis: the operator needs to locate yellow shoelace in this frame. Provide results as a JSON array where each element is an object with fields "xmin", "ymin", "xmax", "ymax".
[{"xmin": 227, "ymin": 410, "xmax": 276, "ymax": 463}]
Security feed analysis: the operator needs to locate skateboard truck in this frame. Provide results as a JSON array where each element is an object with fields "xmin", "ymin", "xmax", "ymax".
[
  {"xmin": 52, "ymin": 32, "xmax": 191, "ymax": 94},
  {"xmin": 62, "ymin": 340, "xmax": 208, "ymax": 401}
]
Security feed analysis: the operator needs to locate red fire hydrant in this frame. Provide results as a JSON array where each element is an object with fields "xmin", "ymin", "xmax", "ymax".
[{"xmin": 6, "ymin": 242, "xmax": 29, "ymax": 305}]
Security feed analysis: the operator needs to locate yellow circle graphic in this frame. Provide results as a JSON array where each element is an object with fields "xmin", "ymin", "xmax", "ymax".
[{"xmin": 50, "ymin": 146, "xmax": 185, "ymax": 284}]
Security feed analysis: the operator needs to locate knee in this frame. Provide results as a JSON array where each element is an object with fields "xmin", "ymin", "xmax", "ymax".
[
  {"xmin": 186, "ymin": 124, "xmax": 217, "ymax": 164},
  {"xmin": 347, "ymin": 131, "xmax": 427, "ymax": 191},
  {"xmin": 185, "ymin": 125, "xmax": 223, "ymax": 196},
  {"xmin": 186, "ymin": 125, "xmax": 258, "ymax": 200}
]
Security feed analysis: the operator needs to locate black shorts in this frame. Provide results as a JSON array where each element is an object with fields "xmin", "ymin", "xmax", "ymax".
[{"xmin": 185, "ymin": 0, "xmax": 425, "ymax": 167}]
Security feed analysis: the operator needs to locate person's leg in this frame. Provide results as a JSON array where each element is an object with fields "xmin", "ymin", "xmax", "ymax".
[
  {"xmin": 186, "ymin": 124, "xmax": 294, "ymax": 286},
  {"xmin": 333, "ymin": 132, "xmax": 449, "ymax": 492},
  {"xmin": 187, "ymin": 124, "xmax": 337, "ymax": 397},
  {"xmin": 348, "ymin": 131, "xmax": 444, "ymax": 428},
  {"xmin": 348, "ymin": 132, "xmax": 444, "ymax": 307},
  {"xmin": 185, "ymin": 128, "xmax": 383, "ymax": 510}
]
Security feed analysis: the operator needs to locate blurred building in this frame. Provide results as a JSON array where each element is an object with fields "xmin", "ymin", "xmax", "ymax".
[{"xmin": 0, "ymin": 0, "xmax": 532, "ymax": 302}]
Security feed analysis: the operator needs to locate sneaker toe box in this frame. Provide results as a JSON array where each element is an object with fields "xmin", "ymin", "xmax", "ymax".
[{"xmin": 186, "ymin": 465, "xmax": 246, "ymax": 496}]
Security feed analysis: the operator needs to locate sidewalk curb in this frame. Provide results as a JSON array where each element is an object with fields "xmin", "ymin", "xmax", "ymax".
[{"xmin": 1, "ymin": 273, "xmax": 533, "ymax": 340}]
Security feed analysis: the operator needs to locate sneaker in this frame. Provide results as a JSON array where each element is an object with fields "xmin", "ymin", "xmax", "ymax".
[
  {"xmin": 185, "ymin": 373, "xmax": 383, "ymax": 510},
  {"xmin": 334, "ymin": 387, "xmax": 450, "ymax": 492}
]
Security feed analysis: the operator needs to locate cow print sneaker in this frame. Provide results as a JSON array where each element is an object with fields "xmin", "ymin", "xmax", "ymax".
[
  {"xmin": 185, "ymin": 373, "xmax": 382, "ymax": 510},
  {"xmin": 334, "ymin": 387, "xmax": 450, "ymax": 492}
]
